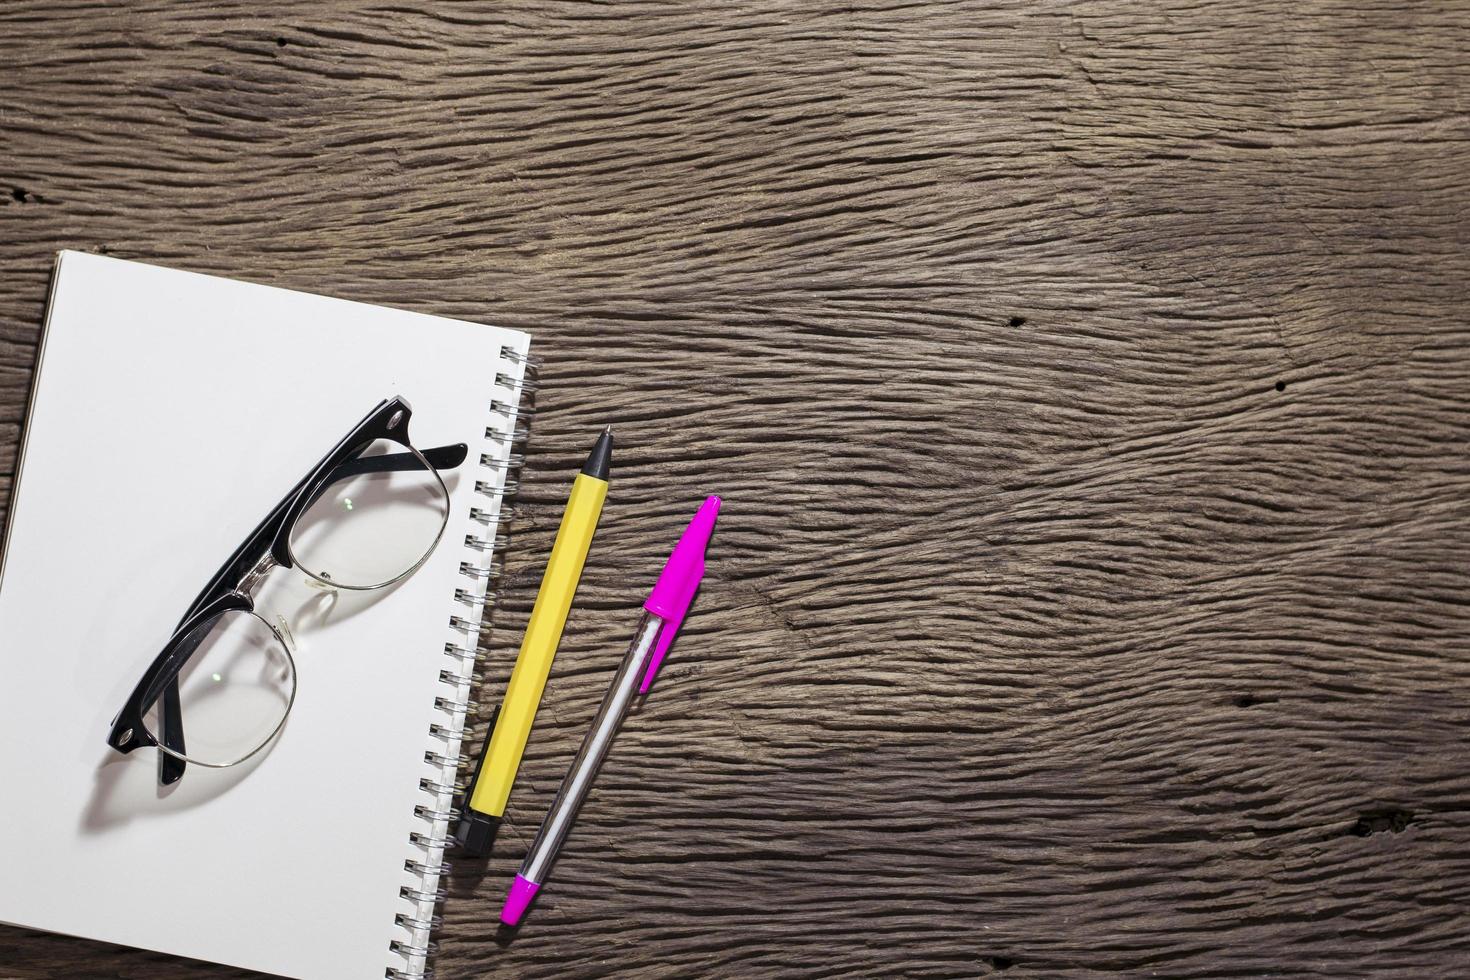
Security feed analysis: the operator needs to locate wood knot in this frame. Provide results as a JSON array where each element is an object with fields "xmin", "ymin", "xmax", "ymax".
[{"xmin": 1347, "ymin": 809, "xmax": 1413, "ymax": 837}]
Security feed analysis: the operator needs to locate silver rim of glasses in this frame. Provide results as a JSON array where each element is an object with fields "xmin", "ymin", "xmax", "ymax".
[
  {"xmin": 286, "ymin": 441, "xmax": 451, "ymax": 592},
  {"xmin": 149, "ymin": 608, "xmax": 299, "ymax": 769}
]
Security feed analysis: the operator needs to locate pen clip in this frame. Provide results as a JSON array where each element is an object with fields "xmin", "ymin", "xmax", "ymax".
[
  {"xmin": 639, "ymin": 495, "xmax": 719, "ymax": 694},
  {"xmin": 639, "ymin": 607, "xmax": 685, "ymax": 694}
]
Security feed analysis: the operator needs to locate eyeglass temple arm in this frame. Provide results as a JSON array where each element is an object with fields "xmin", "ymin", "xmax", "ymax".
[
  {"xmin": 156, "ymin": 676, "xmax": 187, "ymax": 785},
  {"xmin": 294, "ymin": 443, "xmax": 467, "ymax": 519},
  {"xmin": 324, "ymin": 443, "xmax": 467, "ymax": 482},
  {"xmin": 155, "ymin": 606, "xmax": 220, "ymax": 785},
  {"xmin": 153, "ymin": 442, "xmax": 468, "ymax": 784}
]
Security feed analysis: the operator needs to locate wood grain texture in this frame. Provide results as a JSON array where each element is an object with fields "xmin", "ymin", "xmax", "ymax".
[{"xmin": 3, "ymin": 1, "xmax": 1470, "ymax": 977}]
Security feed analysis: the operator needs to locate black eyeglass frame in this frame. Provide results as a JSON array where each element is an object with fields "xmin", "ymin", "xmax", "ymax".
[{"xmin": 106, "ymin": 396, "xmax": 467, "ymax": 785}]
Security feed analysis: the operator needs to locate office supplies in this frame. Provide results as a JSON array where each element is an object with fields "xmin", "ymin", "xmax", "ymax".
[
  {"xmin": 0, "ymin": 252, "xmax": 533, "ymax": 980},
  {"xmin": 500, "ymin": 495, "xmax": 720, "ymax": 927},
  {"xmin": 456, "ymin": 428, "xmax": 612, "ymax": 856}
]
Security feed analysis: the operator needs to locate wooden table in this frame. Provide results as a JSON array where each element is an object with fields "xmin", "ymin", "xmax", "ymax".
[{"xmin": 4, "ymin": 2, "xmax": 1469, "ymax": 977}]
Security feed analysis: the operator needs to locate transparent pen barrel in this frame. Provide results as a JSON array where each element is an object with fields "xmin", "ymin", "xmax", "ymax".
[{"xmin": 520, "ymin": 610, "xmax": 664, "ymax": 885}]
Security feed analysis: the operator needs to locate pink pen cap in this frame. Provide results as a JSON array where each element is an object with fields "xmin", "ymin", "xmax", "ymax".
[
  {"xmin": 501, "ymin": 874, "xmax": 539, "ymax": 927},
  {"xmin": 640, "ymin": 495, "xmax": 720, "ymax": 693}
]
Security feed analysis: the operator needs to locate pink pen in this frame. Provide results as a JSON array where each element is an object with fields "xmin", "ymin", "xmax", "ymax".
[{"xmin": 500, "ymin": 495, "xmax": 720, "ymax": 927}]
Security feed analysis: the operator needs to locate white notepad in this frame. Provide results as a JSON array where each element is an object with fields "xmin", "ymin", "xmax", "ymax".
[{"xmin": 0, "ymin": 252, "xmax": 530, "ymax": 980}]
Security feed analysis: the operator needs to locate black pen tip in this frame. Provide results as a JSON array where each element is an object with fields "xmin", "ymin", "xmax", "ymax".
[{"xmin": 581, "ymin": 427, "xmax": 613, "ymax": 480}]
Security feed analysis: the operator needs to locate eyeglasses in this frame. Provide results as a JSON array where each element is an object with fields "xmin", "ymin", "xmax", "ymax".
[{"xmin": 106, "ymin": 397, "xmax": 466, "ymax": 786}]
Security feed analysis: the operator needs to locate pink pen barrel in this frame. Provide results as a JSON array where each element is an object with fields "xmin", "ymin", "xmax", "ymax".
[{"xmin": 502, "ymin": 610, "xmax": 665, "ymax": 926}]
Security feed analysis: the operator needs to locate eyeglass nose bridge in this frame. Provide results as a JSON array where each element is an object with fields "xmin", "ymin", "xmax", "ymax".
[{"xmin": 236, "ymin": 552, "xmax": 277, "ymax": 597}]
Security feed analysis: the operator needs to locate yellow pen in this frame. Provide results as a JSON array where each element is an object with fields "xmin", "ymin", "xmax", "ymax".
[{"xmin": 455, "ymin": 427, "xmax": 612, "ymax": 856}]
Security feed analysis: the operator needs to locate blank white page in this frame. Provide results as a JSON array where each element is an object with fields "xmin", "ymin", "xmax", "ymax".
[{"xmin": 0, "ymin": 252, "xmax": 528, "ymax": 979}]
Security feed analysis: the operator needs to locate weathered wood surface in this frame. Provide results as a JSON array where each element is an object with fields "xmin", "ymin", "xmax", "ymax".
[{"xmin": 4, "ymin": 1, "xmax": 1470, "ymax": 977}]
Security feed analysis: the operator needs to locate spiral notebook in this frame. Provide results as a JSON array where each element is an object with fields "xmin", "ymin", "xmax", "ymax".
[{"xmin": 0, "ymin": 252, "xmax": 531, "ymax": 980}]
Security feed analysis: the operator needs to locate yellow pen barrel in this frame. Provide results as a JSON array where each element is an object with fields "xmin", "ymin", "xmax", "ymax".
[{"xmin": 470, "ymin": 471, "xmax": 607, "ymax": 817}]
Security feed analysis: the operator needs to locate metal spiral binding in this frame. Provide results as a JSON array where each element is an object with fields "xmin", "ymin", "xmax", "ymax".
[
  {"xmin": 405, "ymin": 858, "xmax": 453, "ymax": 878},
  {"xmin": 443, "ymin": 642, "xmax": 476, "ymax": 666},
  {"xmin": 397, "ymin": 911, "xmax": 444, "ymax": 931},
  {"xmin": 414, "ymin": 803, "xmax": 455, "ymax": 822},
  {"xmin": 420, "ymin": 776, "xmax": 454, "ymax": 797},
  {"xmin": 441, "ymin": 675, "xmax": 491, "ymax": 702},
  {"xmin": 409, "ymin": 831, "xmax": 452, "ymax": 849},
  {"xmin": 464, "ymin": 531, "xmax": 510, "ymax": 552},
  {"xmin": 465, "ymin": 530, "xmax": 510, "ymax": 552},
  {"xmin": 399, "ymin": 884, "xmax": 448, "ymax": 905},
  {"xmin": 433, "ymin": 694, "xmax": 477, "ymax": 714},
  {"xmin": 485, "ymin": 421, "xmax": 531, "ymax": 443},
  {"xmin": 494, "ymin": 370, "xmax": 539, "ymax": 392},
  {"xmin": 489, "ymin": 399, "xmax": 534, "ymax": 421},
  {"xmin": 390, "ymin": 343, "xmax": 538, "ymax": 980},
  {"xmin": 479, "ymin": 450, "xmax": 527, "ymax": 469},
  {"xmin": 474, "ymin": 478, "xmax": 520, "ymax": 497},
  {"xmin": 390, "ymin": 939, "xmax": 440, "ymax": 958},
  {"xmin": 459, "ymin": 557, "xmax": 502, "ymax": 580},
  {"xmin": 423, "ymin": 750, "xmax": 457, "ymax": 769}
]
